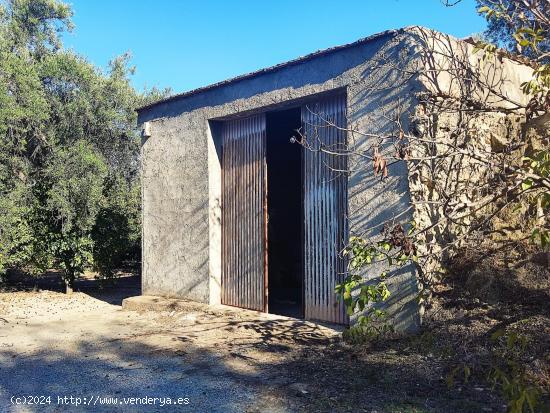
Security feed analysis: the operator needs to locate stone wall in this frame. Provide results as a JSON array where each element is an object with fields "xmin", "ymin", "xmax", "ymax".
[
  {"xmin": 403, "ymin": 27, "xmax": 535, "ymax": 290},
  {"xmin": 407, "ymin": 101, "xmax": 525, "ymax": 286}
]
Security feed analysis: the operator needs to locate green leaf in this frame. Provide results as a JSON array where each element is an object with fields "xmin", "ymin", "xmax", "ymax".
[
  {"xmin": 491, "ymin": 329, "xmax": 505, "ymax": 342},
  {"xmin": 521, "ymin": 179, "xmax": 533, "ymax": 191}
]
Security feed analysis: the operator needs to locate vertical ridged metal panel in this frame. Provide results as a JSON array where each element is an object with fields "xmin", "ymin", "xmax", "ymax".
[
  {"xmin": 302, "ymin": 94, "xmax": 348, "ymax": 324},
  {"xmin": 221, "ymin": 114, "xmax": 267, "ymax": 312}
]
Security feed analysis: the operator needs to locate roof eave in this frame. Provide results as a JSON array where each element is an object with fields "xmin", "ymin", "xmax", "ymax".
[{"xmin": 136, "ymin": 28, "xmax": 403, "ymax": 113}]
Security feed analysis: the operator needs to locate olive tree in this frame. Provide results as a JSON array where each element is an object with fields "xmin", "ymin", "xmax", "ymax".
[
  {"xmin": 0, "ymin": 0, "xmax": 168, "ymax": 286},
  {"xmin": 42, "ymin": 141, "xmax": 107, "ymax": 292}
]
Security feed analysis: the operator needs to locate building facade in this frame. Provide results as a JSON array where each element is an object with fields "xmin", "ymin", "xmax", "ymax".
[{"xmin": 137, "ymin": 27, "xmax": 532, "ymax": 331}]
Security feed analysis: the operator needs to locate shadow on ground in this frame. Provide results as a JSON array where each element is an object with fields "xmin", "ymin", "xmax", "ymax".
[
  {"xmin": 2, "ymin": 251, "xmax": 547, "ymax": 412},
  {"xmin": 2, "ymin": 271, "xmax": 140, "ymax": 306},
  {"xmin": 0, "ymin": 317, "xmax": 499, "ymax": 413}
]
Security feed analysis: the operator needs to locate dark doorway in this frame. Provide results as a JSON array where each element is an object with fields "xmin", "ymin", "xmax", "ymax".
[{"xmin": 266, "ymin": 107, "xmax": 303, "ymax": 318}]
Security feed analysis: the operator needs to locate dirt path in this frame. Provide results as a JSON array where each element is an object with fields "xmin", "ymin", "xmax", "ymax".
[
  {"xmin": 2, "ymin": 274, "xmax": 532, "ymax": 412},
  {"xmin": 0, "ymin": 278, "xmax": 339, "ymax": 412}
]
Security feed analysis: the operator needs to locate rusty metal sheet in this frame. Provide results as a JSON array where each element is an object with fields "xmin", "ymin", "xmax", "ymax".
[
  {"xmin": 302, "ymin": 94, "xmax": 348, "ymax": 324},
  {"xmin": 221, "ymin": 114, "xmax": 267, "ymax": 312}
]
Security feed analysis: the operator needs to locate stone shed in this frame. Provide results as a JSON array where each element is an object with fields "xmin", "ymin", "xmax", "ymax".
[{"xmin": 136, "ymin": 27, "xmax": 533, "ymax": 331}]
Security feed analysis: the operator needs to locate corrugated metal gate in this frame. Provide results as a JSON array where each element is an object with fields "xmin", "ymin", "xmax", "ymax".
[
  {"xmin": 302, "ymin": 94, "xmax": 348, "ymax": 324},
  {"xmin": 221, "ymin": 93, "xmax": 347, "ymax": 324},
  {"xmin": 221, "ymin": 114, "xmax": 267, "ymax": 312}
]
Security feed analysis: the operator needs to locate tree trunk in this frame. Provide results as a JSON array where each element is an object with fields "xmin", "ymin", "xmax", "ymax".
[
  {"xmin": 65, "ymin": 274, "xmax": 74, "ymax": 294},
  {"xmin": 535, "ymin": 197, "xmax": 550, "ymax": 269}
]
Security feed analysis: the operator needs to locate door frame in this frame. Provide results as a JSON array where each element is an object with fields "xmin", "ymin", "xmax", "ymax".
[{"xmin": 217, "ymin": 88, "xmax": 348, "ymax": 323}]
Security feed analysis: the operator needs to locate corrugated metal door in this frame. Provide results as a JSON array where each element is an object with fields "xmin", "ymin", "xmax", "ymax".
[
  {"xmin": 302, "ymin": 94, "xmax": 348, "ymax": 324},
  {"xmin": 221, "ymin": 114, "xmax": 267, "ymax": 312}
]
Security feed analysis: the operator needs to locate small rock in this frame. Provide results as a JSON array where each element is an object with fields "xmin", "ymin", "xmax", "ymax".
[{"xmin": 288, "ymin": 383, "xmax": 309, "ymax": 396}]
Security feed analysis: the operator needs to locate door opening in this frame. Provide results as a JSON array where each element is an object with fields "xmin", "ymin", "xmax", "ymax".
[{"xmin": 266, "ymin": 107, "xmax": 303, "ymax": 318}]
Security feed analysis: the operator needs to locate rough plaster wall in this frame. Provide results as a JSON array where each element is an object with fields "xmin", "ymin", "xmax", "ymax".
[
  {"xmin": 409, "ymin": 109, "xmax": 547, "ymax": 254},
  {"xmin": 207, "ymin": 123, "xmax": 222, "ymax": 305},
  {"xmin": 141, "ymin": 116, "xmax": 211, "ymax": 301},
  {"xmin": 523, "ymin": 113, "xmax": 550, "ymax": 156},
  {"xmin": 139, "ymin": 31, "xmax": 412, "ymax": 310},
  {"xmin": 347, "ymin": 34, "xmax": 423, "ymax": 332},
  {"xmin": 402, "ymin": 28, "xmax": 534, "ymax": 281}
]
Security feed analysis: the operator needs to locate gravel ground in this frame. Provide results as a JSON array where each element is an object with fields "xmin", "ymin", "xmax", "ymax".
[
  {"xmin": 0, "ymin": 276, "xmax": 339, "ymax": 413},
  {"xmin": 4, "ymin": 262, "xmax": 546, "ymax": 413}
]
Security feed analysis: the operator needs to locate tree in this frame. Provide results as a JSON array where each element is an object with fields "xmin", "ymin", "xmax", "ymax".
[
  {"xmin": 92, "ymin": 175, "xmax": 141, "ymax": 280},
  {"xmin": 0, "ymin": 0, "xmax": 168, "ymax": 288},
  {"xmin": 41, "ymin": 141, "xmax": 107, "ymax": 292},
  {"xmin": 0, "ymin": 0, "xmax": 52, "ymax": 278},
  {"xmin": 474, "ymin": 0, "xmax": 549, "ymax": 245},
  {"xmin": 4, "ymin": 0, "xmax": 72, "ymax": 54},
  {"xmin": 476, "ymin": 0, "xmax": 549, "ymax": 63}
]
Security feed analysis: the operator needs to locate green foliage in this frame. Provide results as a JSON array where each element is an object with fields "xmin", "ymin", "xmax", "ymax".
[
  {"xmin": 0, "ymin": 182, "xmax": 36, "ymax": 275},
  {"xmin": 476, "ymin": 0, "xmax": 549, "ymax": 63},
  {"xmin": 0, "ymin": 0, "xmax": 163, "ymax": 286},
  {"xmin": 488, "ymin": 330, "xmax": 545, "ymax": 413},
  {"xmin": 521, "ymin": 151, "xmax": 550, "ymax": 248},
  {"xmin": 92, "ymin": 176, "xmax": 141, "ymax": 279},
  {"xmin": 445, "ymin": 363, "xmax": 471, "ymax": 389},
  {"xmin": 445, "ymin": 331, "xmax": 546, "ymax": 413},
  {"xmin": 6, "ymin": 0, "xmax": 73, "ymax": 53},
  {"xmin": 336, "ymin": 237, "xmax": 391, "ymax": 318},
  {"xmin": 45, "ymin": 142, "xmax": 107, "ymax": 232},
  {"xmin": 42, "ymin": 141, "xmax": 107, "ymax": 284},
  {"xmin": 336, "ymin": 223, "xmax": 417, "ymax": 338}
]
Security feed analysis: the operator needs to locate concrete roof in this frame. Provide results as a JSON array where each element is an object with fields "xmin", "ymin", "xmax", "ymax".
[{"xmin": 136, "ymin": 28, "xmax": 403, "ymax": 112}]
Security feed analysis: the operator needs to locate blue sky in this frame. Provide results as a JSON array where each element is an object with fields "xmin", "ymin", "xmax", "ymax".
[{"xmin": 63, "ymin": 0, "xmax": 487, "ymax": 94}]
